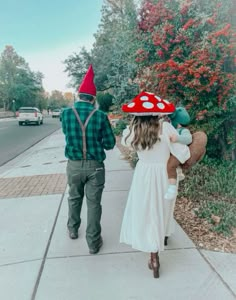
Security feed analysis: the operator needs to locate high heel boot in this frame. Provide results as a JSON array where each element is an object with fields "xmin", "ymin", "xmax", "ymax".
[{"xmin": 148, "ymin": 252, "xmax": 160, "ymax": 278}]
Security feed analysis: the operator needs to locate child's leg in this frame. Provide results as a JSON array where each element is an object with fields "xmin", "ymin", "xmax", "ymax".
[
  {"xmin": 182, "ymin": 131, "xmax": 207, "ymax": 170},
  {"xmin": 165, "ymin": 155, "xmax": 181, "ymax": 201},
  {"xmin": 167, "ymin": 154, "xmax": 181, "ymax": 182}
]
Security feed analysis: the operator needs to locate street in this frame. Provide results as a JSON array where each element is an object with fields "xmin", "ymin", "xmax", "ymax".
[{"xmin": 0, "ymin": 116, "xmax": 62, "ymax": 166}]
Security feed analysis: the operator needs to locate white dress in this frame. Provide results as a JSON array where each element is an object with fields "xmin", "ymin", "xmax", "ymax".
[{"xmin": 120, "ymin": 121, "xmax": 190, "ymax": 252}]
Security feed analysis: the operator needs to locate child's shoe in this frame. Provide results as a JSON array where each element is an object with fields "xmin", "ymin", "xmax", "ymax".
[
  {"xmin": 164, "ymin": 185, "xmax": 177, "ymax": 201},
  {"xmin": 177, "ymin": 167, "xmax": 185, "ymax": 181}
]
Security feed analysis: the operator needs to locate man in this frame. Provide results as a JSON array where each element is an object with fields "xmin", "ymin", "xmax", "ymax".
[{"xmin": 61, "ymin": 65, "xmax": 116, "ymax": 254}]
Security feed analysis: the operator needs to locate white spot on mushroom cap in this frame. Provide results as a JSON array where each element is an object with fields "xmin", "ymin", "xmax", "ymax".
[
  {"xmin": 163, "ymin": 99, "xmax": 170, "ymax": 104},
  {"xmin": 143, "ymin": 102, "xmax": 154, "ymax": 109},
  {"xmin": 155, "ymin": 96, "xmax": 162, "ymax": 102},
  {"xmin": 140, "ymin": 96, "xmax": 149, "ymax": 101},
  {"xmin": 127, "ymin": 102, "xmax": 135, "ymax": 108},
  {"xmin": 157, "ymin": 103, "xmax": 165, "ymax": 109}
]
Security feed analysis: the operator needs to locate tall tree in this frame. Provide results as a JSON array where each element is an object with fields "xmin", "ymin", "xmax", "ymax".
[
  {"xmin": 64, "ymin": 0, "xmax": 140, "ymax": 105},
  {"xmin": 64, "ymin": 47, "xmax": 92, "ymax": 89},
  {"xmin": 0, "ymin": 46, "xmax": 45, "ymax": 110},
  {"xmin": 48, "ymin": 90, "xmax": 67, "ymax": 109},
  {"xmin": 92, "ymin": 0, "xmax": 140, "ymax": 103}
]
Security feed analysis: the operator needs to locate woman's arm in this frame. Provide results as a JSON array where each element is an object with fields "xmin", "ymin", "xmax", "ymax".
[{"xmin": 163, "ymin": 122, "xmax": 190, "ymax": 163}]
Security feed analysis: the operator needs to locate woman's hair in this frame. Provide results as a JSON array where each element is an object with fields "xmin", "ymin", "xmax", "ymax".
[{"xmin": 126, "ymin": 116, "xmax": 161, "ymax": 150}]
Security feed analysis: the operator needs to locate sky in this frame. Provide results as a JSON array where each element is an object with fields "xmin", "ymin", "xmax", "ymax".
[{"xmin": 0, "ymin": 0, "xmax": 104, "ymax": 93}]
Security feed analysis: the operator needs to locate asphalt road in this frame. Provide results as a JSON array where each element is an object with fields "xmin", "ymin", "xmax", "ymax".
[{"xmin": 0, "ymin": 116, "xmax": 62, "ymax": 166}]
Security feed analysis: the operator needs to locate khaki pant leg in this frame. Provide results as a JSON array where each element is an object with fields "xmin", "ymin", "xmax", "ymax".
[{"xmin": 85, "ymin": 162, "xmax": 105, "ymax": 249}]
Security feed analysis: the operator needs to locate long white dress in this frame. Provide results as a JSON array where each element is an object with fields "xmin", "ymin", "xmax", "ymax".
[{"xmin": 120, "ymin": 121, "xmax": 190, "ymax": 252}]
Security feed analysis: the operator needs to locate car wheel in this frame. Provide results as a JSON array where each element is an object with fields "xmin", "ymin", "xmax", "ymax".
[
  {"xmin": 19, "ymin": 121, "xmax": 23, "ymax": 126},
  {"xmin": 37, "ymin": 119, "xmax": 40, "ymax": 126},
  {"xmin": 41, "ymin": 119, "xmax": 43, "ymax": 124}
]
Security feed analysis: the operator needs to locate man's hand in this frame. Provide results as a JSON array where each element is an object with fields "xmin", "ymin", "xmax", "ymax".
[{"xmin": 170, "ymin": 134, "xmax": 178, "ymax": 143}]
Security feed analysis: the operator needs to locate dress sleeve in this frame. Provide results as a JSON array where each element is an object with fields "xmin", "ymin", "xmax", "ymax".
[
  {"xmin": 176, "ymin": 128, "xmax": 192, "ymax": 145},
  {"xmin": 162, "ymin": 122, "xmax": 190, "ymax": 163}
]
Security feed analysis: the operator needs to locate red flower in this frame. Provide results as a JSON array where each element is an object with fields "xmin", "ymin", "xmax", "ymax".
[
  {"xmin": 183, "ymin": 19, "xmax": 195, "ymax": 30},
  {"xmin": 180, "ymin": 5, "xmax": 189, "ymax": 15},
  {"xmin": 207, "ymin": 18, "xmax": 216, "ymax": 26},
  {"xmin": 196, "ymin": 110, "xmax": 208, "ymax": 120},
  {"xmin": 214, "ymin": 24, "xmax": 231, "ymax": 37},
  {"xmin": 168, "ymin": 59, "xmax": 178, "ymax": 68},
  {"xmin": 157, "ymin": 50, "xmax": 164, "ymax": 58},
  {"xmin": 211, "ymin": 38, "xmax": 217, "ymax": 45}
]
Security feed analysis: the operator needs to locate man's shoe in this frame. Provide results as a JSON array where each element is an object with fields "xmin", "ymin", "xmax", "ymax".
[
  {"xmin": 89, "ymin": 237, "xmax": 103, "ymax": 254},
  {"xmin": 68, "ymin": 231, "xmax": 78, "ymax": 240}
]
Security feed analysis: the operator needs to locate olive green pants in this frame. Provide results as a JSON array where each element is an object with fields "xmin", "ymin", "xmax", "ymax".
[{"xmin": 66, "ymin": 160, "xmax": 105, "ymax": 249}]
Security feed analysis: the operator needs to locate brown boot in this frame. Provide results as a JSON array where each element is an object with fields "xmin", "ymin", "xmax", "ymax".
[
  {"xmin": 164, "ymin": 236, "xmax": 168, "ymax": 246},
  {"xmin": 148, "ymin": 252, "xmax": 160, "ymax": 278}
]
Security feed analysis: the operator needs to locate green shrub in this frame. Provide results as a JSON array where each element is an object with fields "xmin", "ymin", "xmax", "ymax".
[
  {"xmin": 112, "ymin": 119, "xmax": 128, "ymax": 136},
  {"xmin": 179, "ymin": 159, "xmax": 236, "ymax": 203},
  {"xmin": 179, "ymin": 159, "xmax": 236, "ymax": 236},
  {"xmin": 196, "ymin": 201, "xmax": 236, "ymax": 236}
]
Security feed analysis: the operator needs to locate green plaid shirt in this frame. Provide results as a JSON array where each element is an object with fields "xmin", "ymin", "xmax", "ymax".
[{"xmin": 62, "ymin": 101, "xmax": 116, "ymax": 162}]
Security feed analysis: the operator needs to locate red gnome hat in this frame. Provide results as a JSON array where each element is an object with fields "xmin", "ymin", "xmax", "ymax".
[
  {"xmin": 78, "ymin": 64, "xmax": 96, "ymax": 96},
  {"xmin": 122, "ymin": 91, "xmax": 175, "ymax": 116}
]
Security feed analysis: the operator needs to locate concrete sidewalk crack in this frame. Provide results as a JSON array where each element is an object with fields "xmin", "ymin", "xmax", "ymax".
[
  {"xmin": 31, "ymin": 191, "xmax": 65, "ymax": 300},
  {"xmin": 198, "ymin": 249, "xmax": 236, "ymax": 298},
  {"xmin": 0, "ymin": 258, "xmax": 42, "ymax": 268}
]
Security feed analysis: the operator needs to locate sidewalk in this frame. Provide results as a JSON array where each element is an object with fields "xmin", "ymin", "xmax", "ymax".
[{"xmin": 0, "ymin": 129, "xmax": 235, "ymax": 300}]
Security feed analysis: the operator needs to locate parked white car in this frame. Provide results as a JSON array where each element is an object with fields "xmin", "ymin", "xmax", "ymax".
[
  {"xmin": 17, "ymin": 107, "xmax": 43, "ymax": 126},
  {"xmin": 52, "ymin": 108, "xmax": 61, "ymax": 118}
]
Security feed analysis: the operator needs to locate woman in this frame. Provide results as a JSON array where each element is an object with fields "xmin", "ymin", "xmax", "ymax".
[{"xmin": 119, "ymin": 92, "xmax": 190, "ymax": 278}]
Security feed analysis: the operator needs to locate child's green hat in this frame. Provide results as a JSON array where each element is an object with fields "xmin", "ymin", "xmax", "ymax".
[{"xmin": 170, "ymin": 107, "xmax": 190, "ymax": 128}]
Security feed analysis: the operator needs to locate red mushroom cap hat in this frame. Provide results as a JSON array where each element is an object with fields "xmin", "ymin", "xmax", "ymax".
[
  {"xmin": 122, "ymin": 91, "xmax": 175, "ymax": 116},
  {"xmin": 78, "ymin": 64, "xmax": 96, "ymax": 96}
]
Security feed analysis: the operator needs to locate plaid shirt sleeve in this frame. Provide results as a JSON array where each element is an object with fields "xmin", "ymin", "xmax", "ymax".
[{"xmin": 101, "ymin": 113, "xmax": 116, "ymax": 150}]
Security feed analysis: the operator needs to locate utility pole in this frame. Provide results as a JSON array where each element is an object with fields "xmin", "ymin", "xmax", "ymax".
[{"xmin": 12, "ymin": 100, "xmax": 16, "ymax": 117}]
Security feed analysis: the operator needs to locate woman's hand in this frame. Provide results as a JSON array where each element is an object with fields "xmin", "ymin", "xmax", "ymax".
[{"xmin": 170, "ymin": 134, "xmax": 178, "ymax": 143}]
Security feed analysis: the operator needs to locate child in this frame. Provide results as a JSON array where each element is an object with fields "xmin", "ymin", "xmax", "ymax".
[{"xmin": 164, "ymin": 107, "xmax": 207, "ymax": 201}]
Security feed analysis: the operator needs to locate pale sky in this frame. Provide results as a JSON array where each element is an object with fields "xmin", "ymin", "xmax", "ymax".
[{"xmin": 0, "ymin": 0, "xmax": 104, "ymax": 93}]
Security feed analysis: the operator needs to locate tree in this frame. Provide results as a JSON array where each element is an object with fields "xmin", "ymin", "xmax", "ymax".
[
  {"xmin": 64, "ymin": 0, "xmax": 140, "ymax": 105},
  {"xmin": 64, "ymin": 47, "xmax": 92, "ymax": 89},
  {"xmin": 0, "ymin": 45, "xmax": 45, "ymax": 110},
  {"xmin": 135, "ymin": 0, "xmax": 236, "ymax": 160},
  {"xmin": 48, "ymin": 90, "xmax": 67, "ymax": 109},
  {"xmin": 64, "ymin": 92, "xmax": 74, "ymax": 106},
  {"xmin": 92, "ymin": 0, "xmax": 140, "ymax": 104}
]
